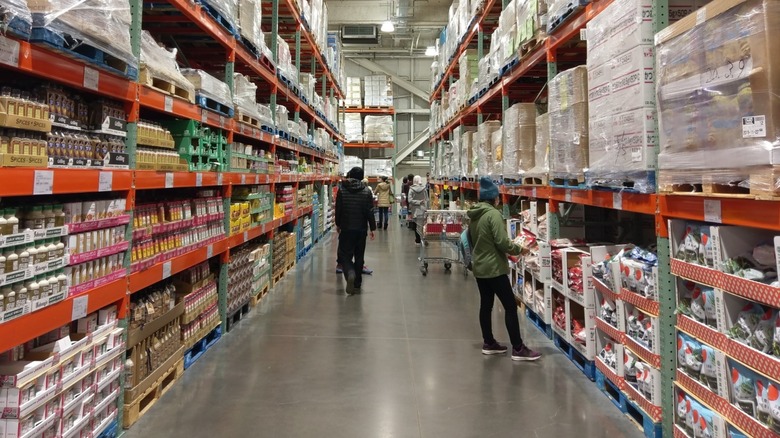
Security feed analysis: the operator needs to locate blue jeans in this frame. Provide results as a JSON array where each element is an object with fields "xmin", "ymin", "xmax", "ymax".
[{"xmin": 378, "ymin": 207, "xmax": 390, "ymax": 228}]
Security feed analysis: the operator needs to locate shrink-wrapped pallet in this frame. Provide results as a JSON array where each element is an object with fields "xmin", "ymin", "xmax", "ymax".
[
  {"xmin": 526, "ymin": 113, "xmax": 549, "ymax": 182},
  {"xmin": 503, "ymin": 103, "xmax": 537, "ymax": 180},
  {"xmin": 181, "ymin": 69, "xmax": 232, "ymax": 107},
  {"xmin": 344, "ymin": 113, "xmax": 362, "ymax": 143},
  {"xmin": 140, "ymin": 31, "xmax": 195, "ymax": 99},
  {"xmin": 477, "ymin": 120, "xmax": 501, "ymax": 177},
  {"xmin": 364, "ymin": 115, "xmax": 393, "ymax": 142},
  {"xmin": 548, "ymin": 67, "xmax": 588, "ymax": 179}
]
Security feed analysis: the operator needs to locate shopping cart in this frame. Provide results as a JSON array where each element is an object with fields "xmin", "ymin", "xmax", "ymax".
[
  {"xmin": 417, "ymin": 210, "xmax": 469, "ymax": 276},
  {"xmin": 398, "ymin": 194, "xmax": 408, "ymax": 227}
]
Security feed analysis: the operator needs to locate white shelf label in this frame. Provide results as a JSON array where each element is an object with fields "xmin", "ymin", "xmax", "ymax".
[
  {"xmin": 207, "ymin": 244, "xmax": 213, "ymax": 259},
  {"xmin": 704, "ymin": 199, "xmax": 722, "ymax": 223},
  {"xmin": 164, "ymin": 95, "xmax": 174, "ymax": 113},
  {"xmin": 201, "ymin": 110, "xmax": 208, "ymax": 124},
  {"xmin": 243, "ymin": 231, "xmax": 249, "ymax": 242},
  {"xmin": 162, "ymin": 261, "xmax": 172, "ymax": 279},
  {"xmin": 241, "ymin": 174, "xmax": 246, "ymax": 184},
  {"xmin": 613, "ymin": 192, "xmax": 623, "ymax": 210},
  {"xmin": 83, "ymin": 67, "xmax": 99, "ymax": 91},
  {"xmin": 71, "ymin": 295, "xmax": 89, "ymax": 320},
  {"xmin": 219, "ymin": 115, "xmax": 225, "ymax": 128},
  {"xmin": 742, "ymin": 115, "xmax": 766, "ymax": 138},
  {"xmin": 0, "ymin": 36, "xmax": 19, "ymax": 68},
  {"xmin": 255, "ymin": 175, "xmax": 260, "ymax": 184},
  {"xmin": 33, "ymin": 170, "xmax": 54, "ymax": 195},
  {"xmin": 98, "ymin": 171, "xmax": 113, "ymax": 192},
  {"xmin": 532, "ymin": 188, "xmax": 537, "ymax": 198},
  {"xmin": 565, "ymin": 190, "xmax": 572, "ymax": 202},
  {"xmin": 217, "ymin": 173, "xmax": 223, "ymax": 186},
  {"xmin": 164, "ymin": 172, "xmax": 174, "ymax": 188},
  {"xmin": 579, "ymin": 29, "xmax": 587, "ymax": 41},
  {"xmin": 195, "ymin": 173, "xmax": 203, "ymax": 187}
]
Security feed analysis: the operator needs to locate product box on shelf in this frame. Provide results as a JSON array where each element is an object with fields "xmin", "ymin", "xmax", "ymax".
[
  {"xmin": 726, "ymin": 359, "xmax": 780, "ymax": 432},
  {"xmin": 585, "ymin": 0, "xmax": 654, "ymax": 70},
  {"xmin": 566, "ymin": 295, "xmax": 595, "ymax": 359},
  {"xmin": 655, "ymin": 0, "xmax": 780, "ymax": 190},
  {"xmin": 624, "ymin": 347, "xmax": 662, "ymax": 407},
  {"xmin": 676, "ymin": 330, "xmax": 729, "ymax": 399},
  {"xmin": 596, "ymin": 324, "xmax": 625, "ymax": 376},
  {"xmin": 624, "ymin": 301, "xmax": 660, "ymax": 359},
  {"xmin": 674, "ymin": 387, "xmax": 729, "ymax": 438}
]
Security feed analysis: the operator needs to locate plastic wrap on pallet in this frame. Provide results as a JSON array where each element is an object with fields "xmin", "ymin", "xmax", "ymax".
[
  {"xmin": 181, "ymin": 69, "xmax": 232, "ymax": 107},
  {"xmin": 363, "ymin": 115, "xmax": 393, "ymax": 142},
  {"xmin": 345, "ymin": 76, "xmax": 362, "ymax": 107},
  {"xmin": 29, "ymin": 0, "xmax": 135, "ymax": 68},
  {"xmin": 517, "ymin": 0, "xmax": 546, "ymax": 47},
  {"xmin": 238, "ymin": 0, "xmax": 263, "ymax": 53},
  {"xmin": 462, "ymin": 130, "xmax": 476, "ymax": 176},
  {"xmin": 491, "ymin": 127, "xmax": 504, "ymax": 178},
  {"xmin": 1, "ymin": 0, "xmax": 31, "ymax": 37},
  {"xmin": 299, "ymin": 73, "xmax": 315, "ymax": 102},
  {"xmin": 503, "ymin": 103, "xmax": 537, "ymax": 179},
  {"xmin": 233, "ymin": 73, "xmax": 262, "ymax": 119},
  {"xmin": 363, "ymin": 75, "xmax": 392, "ymax": 107},
  {"xmin": 655, "ymin": 0, "xmax": 780, "ymax": 192},
  {"xmin": 202, "ymin": 0, "xmax": 237, "ymax": 34},
  {"xmin": 477, "ymin": 120, "xmax": 501, "ymax": 177},
  {"xmin": 546, "ymin": 0, "xmax": 585, "ymax": 32},
  {"xmin": 140, "ymin": 31, "xmax": 195, "ymax": 97},
  {"xmin": 365, "ymin": 159, "xmax": 392, "ymax": 177},
  {"xmin": 275, "ymin": 104, "xmax": 289, "ymax": 133},
  {"xmin": 587, "ymin": 108, "xmax": 657, "ymax": 193},
  {"xmin": 256, "ymin": 104, "xmax": 273, "ymax": 128},
  {"xmin": 585, "ymin": 0, "xmax": 653, "ymax": 70},
  {"xmin": 527, "ymin": 113, "xmax": 550, "ymax": 177},
  {"xmin": 345, "ymin": 113, "xmax": 362, "ymax": 143},
  {"xmin": 341, "ymin": 155, "xmax": 362, "ymax": 175},
  {"xmin": 549, "ymin": 66, "xmax": 588, "ymax": 177}
]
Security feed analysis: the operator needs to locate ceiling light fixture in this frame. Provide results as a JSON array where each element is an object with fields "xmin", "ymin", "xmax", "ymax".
[
  {"xmin": 425, "ymin": 46, "xmax": 438, "ymax": 57},
  {"xmin": 381, "ymin": 20, "xmax": 395, "ymax": 32}
]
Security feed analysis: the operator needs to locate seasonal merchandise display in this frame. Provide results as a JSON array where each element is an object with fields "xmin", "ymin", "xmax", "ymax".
[
  {"xmin": 131, "ymin": 191, "xmax": 225, "ymax": 271},
  {"xmin": 0, "ymin": 306, "xmax": 124, "ymax": 437}
]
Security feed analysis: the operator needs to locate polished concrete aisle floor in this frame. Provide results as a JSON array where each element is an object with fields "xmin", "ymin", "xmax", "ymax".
[{"xmin": 125, "ymin": 225, "xmax": 645, "ymax": 438}]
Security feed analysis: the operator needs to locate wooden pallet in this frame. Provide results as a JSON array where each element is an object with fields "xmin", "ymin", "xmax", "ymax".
[
  {"xmin": 522, "ymin": 174, "xmax": 549, "ymax": 186},
  {"xmin": 519, "ymin": 33, "xmax": 545, "ymax": 58},
  {"xmin": 235, "ymin": 109, "xmax": 261, "ymax": 128},
  {"xmin": 250, "ymin": 284, "xmax": 270, "ymax": 307},
  {"xmin": 123, "ymin": 358, "xmax": 184, "ymax": 429},
  {"xmin": 659, "ymin": 167, "xmax": 780, "ymax": 200},
  {"xmin": 550, "ymin": 174, "xmax": 586, "ymax": 189},
  {"xmin": 139, "ymin": 67, "xmax": 195, "ymax": 103}
]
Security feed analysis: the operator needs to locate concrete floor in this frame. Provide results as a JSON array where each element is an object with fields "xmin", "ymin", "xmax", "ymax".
[{"xmin": 124, "ymin": 224, "xmax": 645, "ymax": 438}]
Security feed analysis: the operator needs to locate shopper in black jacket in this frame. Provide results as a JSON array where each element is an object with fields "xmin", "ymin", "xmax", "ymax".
[{"xmin": 335, "ymin": 167, "xmax": 376, "ymax": 295}]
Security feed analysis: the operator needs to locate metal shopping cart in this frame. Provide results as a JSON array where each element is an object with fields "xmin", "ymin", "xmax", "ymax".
[{"xmin": 417, "ymin": 210, "xmax": 469, "ymax": 276}]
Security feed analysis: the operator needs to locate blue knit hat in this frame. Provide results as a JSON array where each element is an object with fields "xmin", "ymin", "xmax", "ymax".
[{"xmin": 479, "ymin": 177, "xmax": 499, "ymax": 201}]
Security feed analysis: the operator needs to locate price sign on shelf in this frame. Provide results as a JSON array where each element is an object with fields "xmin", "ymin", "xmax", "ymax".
[
  {"xmin": 162, "ymin": 261, "xmax": 172, "ymax": 280},
  {"xmin": 164, "ymin": 95, "xmax": 173, "ymax": 113},
  {"xmin": 243, "ymin": 231, "xmax": 249, "ymax": 242},
  {"xmin": 98, "ymin": 171, "xmax": 113, "ymax": 192},
  {"xmin": 0, "ymin": 36, "xmax": 19, "ymax": 68},
  {"xmin": 217, "ymin": 173, "xmax": 223, "ymax": 186},
  {"xmin": 532, "ymin": 187, "xmax": 537, "ymax": 198},
  {"xmin": 195, "ymin": 173, "xmax": 203, "ymax": 187},
  {"xmin": 612, "ymin": 192, "xmax": 623, "ymax": 210},
  {"xmin": 207, "ymin": 244, "xmax": 213, "ymax": 259},
  {"xmin": 241, "ymin": 174, "xmax": 246, "ymax": 184},
  {"xmin": 164, "ymin": 172, "xmax": 174, "ymax": 188},
  {"xmin": 565, "ymin": 190, "xmax": 572, "ymax": 203},
  {"xmin": 71, "ymin": 295, "xmax": 88, "ymax": 320},
  {"xmin": 703, "ymin": 199, "xmax": 722, "ymax": 223},
  {"xmin": 33, "ymin": 170, "xmax": 54, "ymax": 195},
  {"xmin": 83, "ymin": 67, "xmax": 99, "ymax": 91}
]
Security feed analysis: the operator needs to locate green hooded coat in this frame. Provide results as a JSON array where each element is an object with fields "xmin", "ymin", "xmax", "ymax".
[{"xmin": 467, "ymin": 202, "xmax": 521, "ymax": 279}]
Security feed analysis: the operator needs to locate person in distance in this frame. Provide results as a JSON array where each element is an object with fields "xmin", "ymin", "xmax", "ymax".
[
  {"xmin": 374, "ymin": 176, "xmax": 394, "ymax": 230},
  {"xmin": 467, "ymin": 177, "xmax": 541, "ymax": 361},
  {"xmin": 335, "ymin": 167, "xmax": 376, "ymax": 295},
  {"xmin": 407, "ymin": 175, "xmax": 429, "ymax": 246}
]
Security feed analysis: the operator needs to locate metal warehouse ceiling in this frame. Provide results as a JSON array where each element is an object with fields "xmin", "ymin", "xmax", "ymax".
[{"xmin": 327, "ymin": 0, "xmax": 452, "ymax": 55}]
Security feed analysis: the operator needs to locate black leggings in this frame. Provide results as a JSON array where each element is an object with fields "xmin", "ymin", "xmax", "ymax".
[
  {"xmin": 410, "ymin": 221, "xmax": 421, "ymax": 243},
  {"xmin": 475, "ymin": 275, "xmax": 524, "ymax": 349}
]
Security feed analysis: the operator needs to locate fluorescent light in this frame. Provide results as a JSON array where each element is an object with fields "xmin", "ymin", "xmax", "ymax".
[
  {"xmin": 416, "ymin": 150, "xmax": 424, "ymax": 158},
  {"xmin": 425, "ymin": 46, "xmax": 438, "ymax": 57},
  {"xmin": 381, "ymin": 20, "xmax": 395, "ymax": 32}
]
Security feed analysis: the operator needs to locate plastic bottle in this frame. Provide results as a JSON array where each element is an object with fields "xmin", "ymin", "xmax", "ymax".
[
  {"xmin": 47, "ymin": 272, "xmax": 58, "ymax": 296},
  {"xmin": 0, "ymin": 294, "xmax": 5, "ymax": 313},
  {"xmin": 17, "ymin": 285, "xmax": 27, "ymax": 306},
  {"xmin": 6, "ymin": 250, "xmax": 18, "ymax": 273},
  {"xmin": 0, "ymin": 252, "xmax": 6, "ymax": 276},
  {"xmin": 46, "ymin": 239, "xmax": 57, "ymax": 261},
  {"xmin": 23, "ymin": 206, "xmax": 42, "ymax": 230},
  {"xmin": 57, "ymin": 270, "xmax": 67, "ymax": 294},
  {"xmin": 6, "ymin": 291, "xmax": 16, "ymax": 310},
  {"xmin": 35, "ymin": 240, "xmax": 48, "ymax": 264},
  {"xmin": 27, "ymin": 278, "xmax": 39, "ymax": 301},
  {"xmin": 42, "ymin": 205, "xmax": 55, "ymax": 229},
  {"xmin": 27, "ymin": 244, "xmax": 37, "ymax": 267},
  {"xmin": 0, "ymin": 211, "xmax": 8, "ymax": 236},
  {"xmin": 6, "ymin": 209, "xmax": 18, "ymax": 234},
  {"xmin": 124, "ymin": 358, "xmax": 134, "ymax": 389},
  {"xmin": 55, "ymin": 239, "xmax": 65, "ymax": 259},
  {"xmin": 18, "ymin": 245, "xmax": 29, "ymax": 271},
  {"xmin": 53, "ymin": 204, "xmax": 65, "ymax": 227},
  {"xmin": 39, "ymin": 276, "xmax": 51, "ymax": 297}
]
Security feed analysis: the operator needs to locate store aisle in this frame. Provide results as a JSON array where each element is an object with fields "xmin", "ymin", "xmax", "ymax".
[{"xmin": 124, "ymin": 224, "xmax": 644, "ymax": 438}]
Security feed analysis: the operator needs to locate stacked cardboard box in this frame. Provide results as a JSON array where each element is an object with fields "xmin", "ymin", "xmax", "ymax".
[
  {"xmin": 363, "ymin": 75, "xmax": 393, "ymax": 107},
  {"xmin": 345, "ymin": 77, "xmax": 362, "ymax": 107},
  {"xmin": 585, "ymin": 0, "xmax": 656, "ymax": 193},
  {"xmin": 502, "ymin": 103, "xmax": 537, "ymax": 180},
  {"xmin": 344, "ymin": 113, "xmax": 362, "ymax": 143},
  {"xmin": 549, "ymin": 66, "xmax": 589, "ymax": 180},
  {"xmin": 363, "ymin": 115, "xmax": 393, "ymax": 142},
  {"xmin": 477, "ymin": 120, "xmax": 502, "ymax": 177},
  {"xmin": 656, "ymin": 0, "xmax": 780, "ymax": 192}
]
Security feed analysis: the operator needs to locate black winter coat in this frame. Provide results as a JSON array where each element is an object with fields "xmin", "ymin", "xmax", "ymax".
[{"xmin": 335, "ymin": 179, "xmax": 376, "ymax": 232}]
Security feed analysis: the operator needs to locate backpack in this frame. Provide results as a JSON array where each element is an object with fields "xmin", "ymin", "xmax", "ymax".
[{"xmin": 460, "ymin": 229, "xmax": 474, "ymax": 271}]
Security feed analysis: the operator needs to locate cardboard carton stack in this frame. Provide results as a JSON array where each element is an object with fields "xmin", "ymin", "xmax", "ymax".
[
  {"xmin": 549, "ymin": 66, "xmax": 589, "ymax": 181},
  {"xmin": 363, "ymin": 115, "xmax": 393, "ymax": 142},
  {"xmin": 345, "ymin": 77, "xmax": 362, "ymax": 107},
  {"xmin": 363, "ymin": 75, "xmax": 393, "ymax": 107},
  {"xmin": 344, "ymin": 113, "xmax": 362, "ymax": 143},
  {"xmin": 655, "ymin": 0, "xmax": 780, "ymax": 194},
  {"xmin": 502, "ymin": 103, "xmax": 537, "ymax": 181},
  {"xmin": 477, "ymin": 120, "xmax": 502, "ymax": 177},
  {"xmin": 585, "ymin": 0, "xmax": 657, "ymax": 193}
]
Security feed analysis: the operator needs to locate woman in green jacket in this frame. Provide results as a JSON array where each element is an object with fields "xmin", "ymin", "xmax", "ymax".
[{"xmin": 467, "ymin": 177, "xmax": 541, "ymax": 361}]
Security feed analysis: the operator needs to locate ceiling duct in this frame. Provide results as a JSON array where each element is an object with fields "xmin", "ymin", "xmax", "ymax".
[
  {"xmin": 396, "ymin": 0, "xmax": 414, "ymax": 18},
  {"xmin": 341, "ymin": 25, "xmax": 380, "ymax": 44}
]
